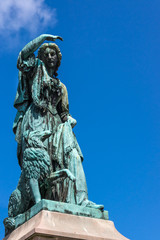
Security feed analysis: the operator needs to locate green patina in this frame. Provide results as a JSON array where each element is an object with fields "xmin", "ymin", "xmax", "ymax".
[
  {"xmin": 4, "ymin": 199, "xmax": 109, "ymax": 235},
  {"xmin": 4, "ymin": 34, "xmax": 107, "ymax": 236}
]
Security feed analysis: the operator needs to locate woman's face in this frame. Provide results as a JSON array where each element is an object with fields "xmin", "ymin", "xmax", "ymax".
[{"xmin": 43, "ymin": 47, "xmax": 58, "ymax": 69}]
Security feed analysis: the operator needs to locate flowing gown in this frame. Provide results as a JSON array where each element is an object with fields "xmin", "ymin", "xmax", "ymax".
[{"xmin": 13, "ymin": 53, "xmax": 88, "ymax": 205}]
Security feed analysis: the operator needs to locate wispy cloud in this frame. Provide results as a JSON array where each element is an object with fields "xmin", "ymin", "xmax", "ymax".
[{"xmin": 0, "ymin": 0, "xmax": 57, "ymax": 35}]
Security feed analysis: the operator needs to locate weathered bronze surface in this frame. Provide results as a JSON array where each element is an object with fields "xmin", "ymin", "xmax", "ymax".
[{"xmin": 4, "ymin": 34, "xmax": 105, "ymax": 236}]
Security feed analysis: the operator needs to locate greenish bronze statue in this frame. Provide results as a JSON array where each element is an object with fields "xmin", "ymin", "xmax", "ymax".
[{"xmin": 4, "ymin": 34, "xmax": 106, "ymax": 236}]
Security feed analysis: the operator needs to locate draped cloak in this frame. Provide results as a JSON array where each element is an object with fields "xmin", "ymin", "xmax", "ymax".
[{"xmin": 13, "ymin": 52, "xmax": 87, "ymax": 205}]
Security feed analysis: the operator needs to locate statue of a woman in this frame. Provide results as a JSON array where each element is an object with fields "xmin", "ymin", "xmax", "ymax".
[{"xmin": 13, "ymin": 34, "xmax": 103, "ymax": 210}]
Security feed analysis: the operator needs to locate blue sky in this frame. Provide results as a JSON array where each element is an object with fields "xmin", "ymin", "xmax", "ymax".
[{"xmin": 0, "ymin": 1, "xmax": 160, "ymax": 239}]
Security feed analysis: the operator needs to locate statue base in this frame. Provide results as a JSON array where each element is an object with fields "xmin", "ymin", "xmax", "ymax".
[
  {"xmin": 3, "ymin": 210, "xmax": 129, "ymax": 240},
  {"xmin": 4, "ymin": 199, "xmax": 108, "ymax": 235}
]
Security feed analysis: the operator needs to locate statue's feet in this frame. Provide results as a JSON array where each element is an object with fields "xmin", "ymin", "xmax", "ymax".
[{"xmin": 81, "ymin": 199, "xmax": 104, "ymax": 210}]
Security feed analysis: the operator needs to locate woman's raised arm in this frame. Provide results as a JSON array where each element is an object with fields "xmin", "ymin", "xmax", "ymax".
[{"xmin": 19, "ymin": 34, "xmax": 63, "ymax": 60}]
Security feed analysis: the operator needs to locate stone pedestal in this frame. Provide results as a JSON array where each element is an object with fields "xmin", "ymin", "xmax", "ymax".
[{"xmin": 4, "ymin": 210, "xmax": 129, "ymax": 240}]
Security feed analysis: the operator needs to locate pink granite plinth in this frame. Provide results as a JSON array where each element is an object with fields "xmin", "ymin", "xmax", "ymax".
[{"xmin": 4, "ymin": 210, "xmax": 129, "ymax": 240}]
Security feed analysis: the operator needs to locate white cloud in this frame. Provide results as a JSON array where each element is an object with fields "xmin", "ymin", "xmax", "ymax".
[{"xmin": 0, "ymin": 0, "xmax": 57, "ymax": 34}]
